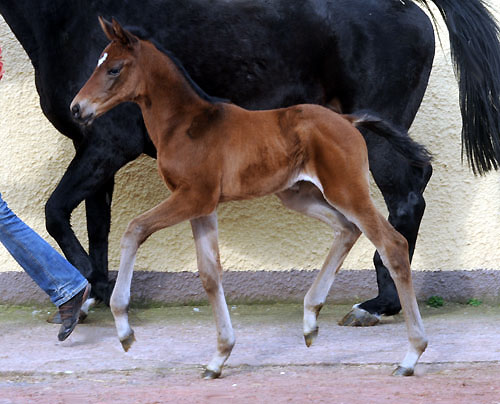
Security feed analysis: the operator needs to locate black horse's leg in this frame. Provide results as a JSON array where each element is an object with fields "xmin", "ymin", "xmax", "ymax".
[
  {"xmin": 46, "ymin": 178, "xmax": 116, "ymax": 324},
  {"xmin": 45, "ymin": 136, "xmax": 137, "ymax": 304},
  {"xmin": 339, "ymin": 136, "xmax": 432, "ymax": 326},
  {"xmin": 85, "ymin": 178, "xmax": 115, "ymax": 304}
]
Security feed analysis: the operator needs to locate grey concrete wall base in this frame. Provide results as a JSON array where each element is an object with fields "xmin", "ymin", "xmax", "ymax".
[{"xmin": 1, "ymin": 269, "xmax": 499, "ymax": 305}]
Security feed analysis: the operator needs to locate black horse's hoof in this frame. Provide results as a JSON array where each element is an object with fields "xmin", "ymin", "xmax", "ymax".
[
  {"xmin": 202, "ymin": 368, "xmax": 221, "ymax": 379},
  {"xmin": 392, "ymin": 366, "xmax": 414, "ymax": 376},
  {"xmin": 338, "ymin": 306, "xmax": 380, "ymax": 327},
  {"xmin": 304, "ymin": 327, "xmax": 319, "ymax": 347}
]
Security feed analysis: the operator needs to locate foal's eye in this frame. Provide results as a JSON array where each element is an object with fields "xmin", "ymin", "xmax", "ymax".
[{"xmin": 107, "ymin": 66, "xmax": 122, "ymax": 77}]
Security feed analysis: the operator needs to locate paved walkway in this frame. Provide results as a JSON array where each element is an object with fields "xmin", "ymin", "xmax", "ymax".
[{"xmin": 1, "ymin": 303, "xmax": 500, "ymax": 403}]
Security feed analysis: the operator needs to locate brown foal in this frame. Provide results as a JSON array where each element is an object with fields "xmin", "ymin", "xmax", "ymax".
[{"xmin": 71, "ymin": 17, "xmax": 427, "ymax": 379}]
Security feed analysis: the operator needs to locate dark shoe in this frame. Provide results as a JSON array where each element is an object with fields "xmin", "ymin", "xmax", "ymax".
[
  {"xmin": 47, "ymin": 306, "xmax": 89, "ymax": 324},
  {"xmin": 57, "ymin": 284, "xmax": 90, "ymax": 341}
]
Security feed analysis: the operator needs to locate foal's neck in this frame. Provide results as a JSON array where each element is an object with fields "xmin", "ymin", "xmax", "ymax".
[{"xmin": 136, "ymin": 42, "xmax": 211, "ymax": 143}]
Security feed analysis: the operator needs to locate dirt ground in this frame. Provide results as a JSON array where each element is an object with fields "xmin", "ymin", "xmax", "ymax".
[{"xmin": 1, "ymin": 303, "xmax": 500, "ymax": 403}]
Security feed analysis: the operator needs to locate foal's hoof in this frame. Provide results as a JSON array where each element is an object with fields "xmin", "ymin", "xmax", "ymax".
[
  {"xmin": 338, "ymin": 306, "xmax": 380, "ymax": 327},
  {"xmin": 392, "ymin": 366, "xmax": 414, "ymax": 377},
  {"xmin": 202, "ymin": 368, "xmax": 221, "ymax": 380},
  {"xmin": 120, "ymin": 331, "xmax": 136, "ymax": 352},
  {"xmin": 304, "ymin": 327, "xmax": 319, "ymax": 347}
]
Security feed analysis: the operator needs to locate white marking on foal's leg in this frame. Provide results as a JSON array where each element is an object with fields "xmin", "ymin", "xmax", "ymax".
[
  {"xmin": 277, "ymin": 183, "xmax": 360, "ymax": 347},
  {"xmin": 303, "ymin": 230, "xmax": 358, "ymax": 346},
  {"xmin": 204, "ymin": 284, "xmax": 235, "ymax": 378},
  {"xmin": 375, "ymin": 241, "xmax": 427, "ymax": 376},
  {"xmin": 393, "ymin": 293, "xmax": 427, "ymax": 376},
  {"xmin": 110, "ymin": 234, "xmax": 139, "ymax": 351},
  {"xmin": 80, "ymin": 297, "xmax": 96, "ymax": 316},
  {"xmin": 191, "ymin": 214, "xmax": 235, "ymax": 379}
]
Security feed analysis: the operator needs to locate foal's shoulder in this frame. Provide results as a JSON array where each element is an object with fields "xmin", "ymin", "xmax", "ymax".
[{"xmin": 187, "ymin": 103, "xmax": 227, "ymax": 139}]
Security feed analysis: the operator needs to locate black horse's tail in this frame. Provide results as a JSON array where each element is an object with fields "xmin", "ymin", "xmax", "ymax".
[
  {"xmin": 415, "ymin": 0, "xmax": 500, "ymax": 175},
  {"xmin": 346, "ymin": 112, "xmax": 432, "ymax": 168}
]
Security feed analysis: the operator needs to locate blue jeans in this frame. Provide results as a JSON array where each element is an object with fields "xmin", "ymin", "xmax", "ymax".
[{"xmin": 0, "ymin": 193, "xmax": 88, "ymax": 307}]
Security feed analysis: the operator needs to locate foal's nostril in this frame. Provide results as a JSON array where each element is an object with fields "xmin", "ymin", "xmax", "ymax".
[{"xmin": 71, "ymin": 104, "xmax": 81, "ymax": 119}]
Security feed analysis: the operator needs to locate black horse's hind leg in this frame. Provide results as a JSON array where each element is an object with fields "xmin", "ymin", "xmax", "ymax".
[
  {"xmin": 85, "ymin": 178, "xmax": 115, "ymax": 304},
  {"xmin": 339, "ymin": 136, "xmax": 432, "ymax": 326}
]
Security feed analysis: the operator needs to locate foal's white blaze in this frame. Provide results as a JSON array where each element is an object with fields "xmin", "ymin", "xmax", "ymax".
[{"xmin": 97, "ymin": 52, "xmax": 108, "ymax": 67}]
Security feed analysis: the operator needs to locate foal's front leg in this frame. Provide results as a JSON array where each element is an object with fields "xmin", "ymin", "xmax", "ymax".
[
  {"xmin": 110, "ymin": 190, "xmax": 215, "ymax": 351},
  {"xmin": 191, "ymin": 213, "xmax": 235, "ymax": 379}
]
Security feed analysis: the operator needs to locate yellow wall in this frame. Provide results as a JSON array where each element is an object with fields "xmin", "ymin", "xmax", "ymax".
[{"xmin": 1, "ymin": 4, "xmax": 500, "ymax": 276}]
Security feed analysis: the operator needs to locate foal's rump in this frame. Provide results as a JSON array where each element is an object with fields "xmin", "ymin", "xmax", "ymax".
[
  {"xmin": 282, "ymin": 105, "xmax": 430, "ymax": 169},
  {"xmin": 285, "ymin": 106, "xmax": 432, "ymax": 211}
]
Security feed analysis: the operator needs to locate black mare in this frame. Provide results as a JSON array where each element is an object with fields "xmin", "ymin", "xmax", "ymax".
[{"xmin": 1, "ymin": 0, "xmax": 500, "ymax": 325}]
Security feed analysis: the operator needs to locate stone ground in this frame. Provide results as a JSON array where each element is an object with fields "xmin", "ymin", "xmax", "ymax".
[{"xmin": 1, "ymin": 302, "xmax": 500, "ymax": 403}]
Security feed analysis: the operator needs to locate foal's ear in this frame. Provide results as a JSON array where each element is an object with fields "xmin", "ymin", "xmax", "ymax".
[
  {"xmin": 98, "ymin": 16, "xmax": 138, "ymax": 47},
  {"xmin": 111, "ymin": 18, "xmax": 139, "ymax": 47},
  {"xmin": 98, "ymin": 16, "xmax": 115, "ymax": 41}
]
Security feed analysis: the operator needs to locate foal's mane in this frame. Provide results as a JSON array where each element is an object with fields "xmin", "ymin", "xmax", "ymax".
[{"xmin": 125, "ymin": 26, "xmax": 229, "ymax": 105}]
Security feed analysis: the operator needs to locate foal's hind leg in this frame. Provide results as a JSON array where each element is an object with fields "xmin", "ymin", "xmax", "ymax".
[
  {"xmin": 277, "ymin": 182, "xmax": 361, "ymax": 346},
  {"xmin": 191, "ymin": 213, "xmax": 235, "ymax": 379},
  {"xmin": 340, "ymin": 139, "xmax": 433, "ymax": 326},
  {"xmin": 320, "ymin": 178, "xmax": 427, "ymax": 375},
  {"xmin": 353, "ymin": 209, "xmax": 427, "ymax": 375}
]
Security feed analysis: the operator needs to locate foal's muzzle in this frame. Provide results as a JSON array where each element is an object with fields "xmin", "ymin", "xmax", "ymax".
[
  {"xmin": 70, "ymin": 100, "xmax": 96, "ymax": 126},
  {"xmin": 71, "ymin": 103, "xmax": 81, "ymax": 119}
]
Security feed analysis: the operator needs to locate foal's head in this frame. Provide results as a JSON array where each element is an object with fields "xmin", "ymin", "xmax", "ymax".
[{"xmin": 71, "ymin": 17, "xmax": 143, "ymax": 125}]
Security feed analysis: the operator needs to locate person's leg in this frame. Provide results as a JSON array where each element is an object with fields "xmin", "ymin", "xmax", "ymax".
[{"xmin": 0, "ymin": 193, "xmax": 88, "ymax": 307}]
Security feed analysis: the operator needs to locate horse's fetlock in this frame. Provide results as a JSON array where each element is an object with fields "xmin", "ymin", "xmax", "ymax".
[
  {"xmin": 220, "ymin": 337, "xmax": 235, "ymax": 354},
  {"xmin": 110, "ymin": 295, "xmax": 129, "ymax": 316},
  {"xmin": 413, "ymin": 335, "xmax": 428, "ymax": 353},
  {"xmin": 309, "ymin": 303, "xmax": 324, "ymax": 319}
]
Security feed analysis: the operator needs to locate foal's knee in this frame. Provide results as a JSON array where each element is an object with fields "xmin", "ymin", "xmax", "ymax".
[{"xmin": 121, "ymin": 219, "xmax": 147, "ymax": 250}]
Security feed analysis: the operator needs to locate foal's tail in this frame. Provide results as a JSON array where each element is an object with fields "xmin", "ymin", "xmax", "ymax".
[{"xmin": 344, "ymin": 112, "xmax": 432, "ymax": 167}]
